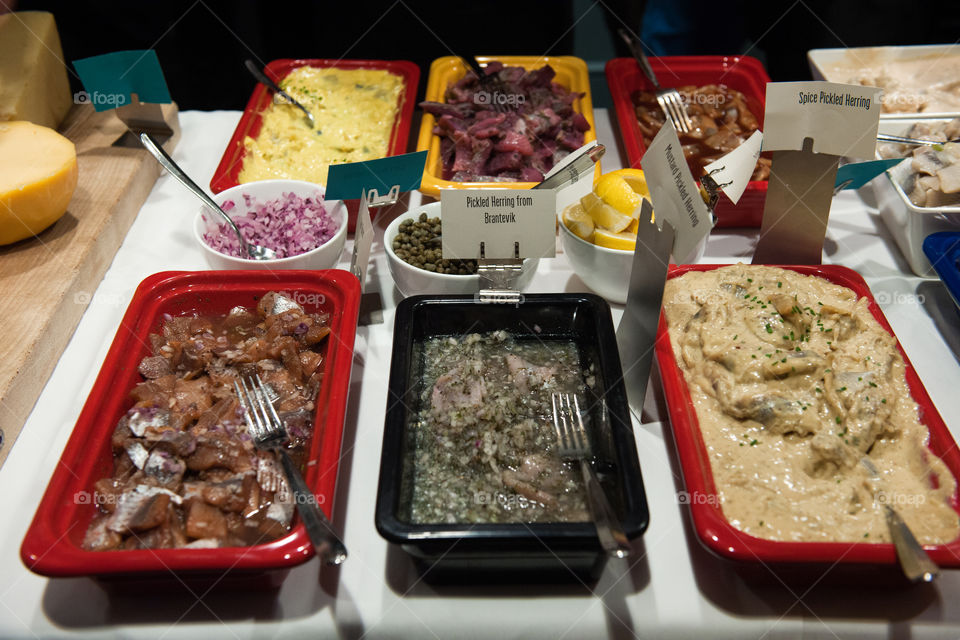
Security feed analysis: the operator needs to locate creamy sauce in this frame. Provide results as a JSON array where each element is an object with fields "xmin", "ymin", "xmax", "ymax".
[
  {"xmin": 239, "ymin": 67, "xmax": 404, "ymax": 185},
  {"xmin": 663, "ymin": 265, "xmax": 959, "ymax": 543},
  {"xmin": 822, "ymin": 50, "xmax": 960, "ymax": 113}
]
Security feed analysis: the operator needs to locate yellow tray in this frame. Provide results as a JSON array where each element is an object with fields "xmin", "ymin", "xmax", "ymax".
[{"xmin": 417, "ymin": 55, "xmax": 599, "ymax": 198}]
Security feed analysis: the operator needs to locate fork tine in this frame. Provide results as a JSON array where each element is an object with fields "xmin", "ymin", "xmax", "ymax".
[
  {"xmin": 673, "ymin": 97, "xmax": 693, "ymax": 133},
  {"xmin": 570, "ymin": 394, "xmax": 590, "ymax": 454},
  {"xmin": 255, "ymin": 373, "xmax": 284, "ymax": 434},
  {"xmin": 234, "ymin": 379, "xmax": 254, "ymax": 436},
  {"xmin": 551, "ymin": 392, "xmax": 563, "ymax": 449},
  {"xmin": 248, "ymin": 376, "xmax": 277, "ymax": 439},
  {"xmin": 662, "ymin": 92, "xmax": 692, "ymax": 133},
  {"xmin": 658, "ymin": 94, "xmax": 684, "ymax": 134},
  {"xmin": 237, "ymin": 376, "xmax": 265, "ymax": 439},
  {"xmin": 551, "ymin": 392, "xmax": 569, "ymax": 455}
]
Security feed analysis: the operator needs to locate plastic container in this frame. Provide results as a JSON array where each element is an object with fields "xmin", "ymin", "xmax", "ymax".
[
  {"xmin": 605, "ymin": 56, "xmax": 771, "ymax": 227},
  {"xmin": 808, "ymin": 45, "xmax": 960, "ymax": 119},
  {"xmin": 375, "ymin": 293, "xmax": 648, "ymax": 582},
  {"xmin": 416, "ymin": 56, "xmax": 599, "ymax": 199},
  {"xmin": 21, "ymin": 270, "xmax": 360, "ymax": 589},
  {"xmin": 924, "ymin": 232, "xmax": 960, "ymax": 312},
  {"xmin": 209, "ymin": 58, "xmax": 420, "ymax": 232},
  {"xmin": 654, "ymin": 264, "xmax": 960, "ymax": 578},
  {"xmin": 873, "ymin": 117, "xmax": 960, "ymax": 277}
]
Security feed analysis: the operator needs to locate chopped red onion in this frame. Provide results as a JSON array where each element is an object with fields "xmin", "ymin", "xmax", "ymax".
[{"xmin": 202, "ymin": 191, "xmax": 338, "ymax": 259}]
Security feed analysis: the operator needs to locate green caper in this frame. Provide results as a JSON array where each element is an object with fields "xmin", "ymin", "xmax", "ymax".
[{"xmin": 392, "ymin": 215, "xmax": 478, "ymax": 275}]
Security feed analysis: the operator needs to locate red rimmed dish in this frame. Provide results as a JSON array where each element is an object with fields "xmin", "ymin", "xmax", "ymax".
[
  {"xmin": 20, "ymin": 270, "xmax": 360, "ymax": 587},
  {"xmin": 606, "ymin": 56, "xmax": 771, "ymax": 228},
  {"xmin": 209, "ymin": 58, "xmax": 420, "ymax": 231},
  {"xmin": 654, "ymin": 264, "xmax": 960, "ymax": 572}
]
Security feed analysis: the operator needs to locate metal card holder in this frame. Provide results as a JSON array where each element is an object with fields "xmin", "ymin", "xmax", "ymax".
[
  {"xmin": 351, "ymin": 186, "xmax": 403, "ymax": 326},
  {"xmin": 112, "ymin": 93, "xmax": 177, "ymax": 148},
  {"xmin": 477, "ymin": 241, "xmax": 523, "ymax": 304}
]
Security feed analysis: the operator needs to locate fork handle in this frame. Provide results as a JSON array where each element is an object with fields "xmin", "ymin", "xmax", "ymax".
[
  {"xmin": 617, "ymin": 28, "xmax": 661, "ymax": 91},
  {"xmin": 580, "ymin": 460, "xmax": 632, "ymax": 558},
  {"xmin": 277, "ymin": 449, "xmax": 348, "ymax": 566},
  {"xmin": 458, "ymin": 55, "xmax": 487, "ymax": 80}
]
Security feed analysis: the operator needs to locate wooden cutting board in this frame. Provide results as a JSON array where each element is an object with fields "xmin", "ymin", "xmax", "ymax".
[{"xmin": 0, "ymin": 103, "xmax": 180, "ymax": 468}]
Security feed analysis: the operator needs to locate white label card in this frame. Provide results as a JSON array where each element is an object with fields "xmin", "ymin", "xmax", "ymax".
[
  {"xmin": 440, "ymin": 189, "xmax": 557, "ymax": 259},
  {"xmin": 704, "ymin": 130, "xmax": 763, "ymax": 205},
  {"xmin": 641, "ymin": 122, "xmax": 711, "ymax": 263},
  {"xmin": 348, "ymin": 191, "xmax": 374, "ymax": 292},
  {"xmin": 763, "ymin": 81, "xmax": 881, "ymax": 159}
]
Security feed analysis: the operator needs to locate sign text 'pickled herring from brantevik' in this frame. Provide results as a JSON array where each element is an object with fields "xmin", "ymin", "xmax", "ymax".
[{"xmin": 440, "ymin": 189, "xmax": 557, "ymax": 260}]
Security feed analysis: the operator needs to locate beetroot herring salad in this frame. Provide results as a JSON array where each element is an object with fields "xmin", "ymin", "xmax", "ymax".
[
  {"xmin": 420, "ymin": 62, "xmax": 590, "ymax": 183},
  {"xmin": 202, "ymin": 191, "xmax": 339, "ymax": 259}
]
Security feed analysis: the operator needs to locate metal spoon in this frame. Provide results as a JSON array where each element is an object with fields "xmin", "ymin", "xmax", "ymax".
[
  {"xmin": 861, "ymin": 456, "xmax": 939, "ymax": 583},
  {"xmin": 139, "ymin": 133, "xmax": 276, "ymax": 260},
  {"xmin": 244, "ymin": 59, "xmax": 315, "ymax": 128}
]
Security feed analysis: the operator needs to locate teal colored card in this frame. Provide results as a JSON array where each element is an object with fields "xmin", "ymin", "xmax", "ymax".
[
  {"xmin": 73, "ymin": 50, "xmax": 171, "ymax": 112},
  {"xmin": 834, "ymin": 158, "xmax": 903, "ymax": 191},
  {"xmin": 325, "ymin": 151, "xmax": 428, "ymax": 201}
]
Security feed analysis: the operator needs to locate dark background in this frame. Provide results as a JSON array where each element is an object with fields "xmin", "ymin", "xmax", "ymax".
[{"xmin": 10, "ymin": 0, "xmax": 960, "ymax": 110}]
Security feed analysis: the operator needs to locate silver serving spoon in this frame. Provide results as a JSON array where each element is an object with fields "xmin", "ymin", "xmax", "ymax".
[
  {"xmin": 139, "ymin": 133, "xmax": 276, "ymax": 260},
  {"xmin": 244, "ymin": 59, "xmax": 315, "ymax": 128},
  {"xmin": 861, "ymin": 456, "xmax": 939, "ymax": 583}
]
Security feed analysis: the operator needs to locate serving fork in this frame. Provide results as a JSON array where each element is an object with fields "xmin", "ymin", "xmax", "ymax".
[
  {"xmin": 877, "ymin": 133, "xmax": 960, "ymax": 147},
  {"xmin": 551, "ymin": 392, "xmax": 631, "ymax": 558},
  {"xmin": 617, "ymin": 28, "xmax": 693, "ymax": 134},
  {"xmin": 235, "ymin": 374, "xmax": 348, "ymax": 565}
]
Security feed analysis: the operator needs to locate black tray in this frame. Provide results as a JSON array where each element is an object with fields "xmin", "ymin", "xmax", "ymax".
[{"xmin": 375, "ymin": 293, "xmax": 649, "ymax": 583}]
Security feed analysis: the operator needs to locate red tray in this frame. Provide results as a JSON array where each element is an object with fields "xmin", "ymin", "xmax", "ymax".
[
  {"xmin": 655, "ymin": 264, "xmax": 960, "ymax": 569},
  {"xmin": 210, "ymin": 58, "xmax": 420, "ymax": 232},
  {"xmin": 606, "ymin": 56, "xmax": 771, "ymax": 228},
  {"xmin": 21, "ymin": 270, "xmax": 360, "ymax": 587}
]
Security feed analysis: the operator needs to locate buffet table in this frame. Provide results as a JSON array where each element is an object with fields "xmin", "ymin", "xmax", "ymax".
[{"xmin": 2, "ymin": 109, "xmax": 960, "ymax": 640}]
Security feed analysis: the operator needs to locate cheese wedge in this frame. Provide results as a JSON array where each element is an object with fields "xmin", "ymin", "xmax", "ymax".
[
  {"xmin": 0, "ymin": 121, "xmax": 78, "ymax": 245},
  {"xmin": 0, "ymin": 11, "xmax": 72, "ymax": 129}
]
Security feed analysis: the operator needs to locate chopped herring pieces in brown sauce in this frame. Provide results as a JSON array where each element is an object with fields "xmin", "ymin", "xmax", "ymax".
[
  {"xmin": 631, "ymin": 84, "xmax": 771, "ymax": 181},
  {"xmin": 82, "ymin": 292, "xmax": 330, "ymax": 551}
]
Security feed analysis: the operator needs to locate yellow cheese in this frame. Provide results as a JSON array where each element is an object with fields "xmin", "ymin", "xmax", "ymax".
[
  {"xmin": 0, "ymin": 121, "xmax": 78, "ymax": 245},
  {"xmin": 0, "ymin": 11, "xmax": 72, "ymax": 129}
]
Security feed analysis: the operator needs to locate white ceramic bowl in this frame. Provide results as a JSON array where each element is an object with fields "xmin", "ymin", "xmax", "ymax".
[
  {"xmin": 384, "ymin": 202, "xmax": 539, "ymax": 297},
  {"xmin": 558, "ymin": 213, "xmax": 634, "ymax": 305},
  {"xmin": 194, "ymin": 179, "xmax": 347, "ymax": 270},
  {"xmin": 558, "ymin": 208, "xmax": 710, "ymax": 305}
]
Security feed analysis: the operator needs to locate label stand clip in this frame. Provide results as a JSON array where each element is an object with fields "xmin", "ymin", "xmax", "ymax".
[{"xmin": 477, "ymin": 241, "xmax": 523, "ymax": 304}]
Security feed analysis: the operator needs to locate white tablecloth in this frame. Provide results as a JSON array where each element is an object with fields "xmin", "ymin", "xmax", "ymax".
[{"xmin": 2, "ymin": 110, "xmax": 960, "ymax": 639}]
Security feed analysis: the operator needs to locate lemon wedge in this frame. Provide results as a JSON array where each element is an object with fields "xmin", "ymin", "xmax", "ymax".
[
  {"xmin": 594, "ymin": 228, "xmax": 637, "ymax": 251},
  {"xmin": 561, "ymin": 202, "xmax": 594, "ymax": 241},
  {"xmin": 607, "ymin": 168, "xmax": 650, "ymax": 198},
  {"xmin": 580, "ymin": 192, "xmax": 633, "ymax": 233},
  {"xmin": 594, "ymin": 173, "xmax": 642, "ymax": 216}
]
